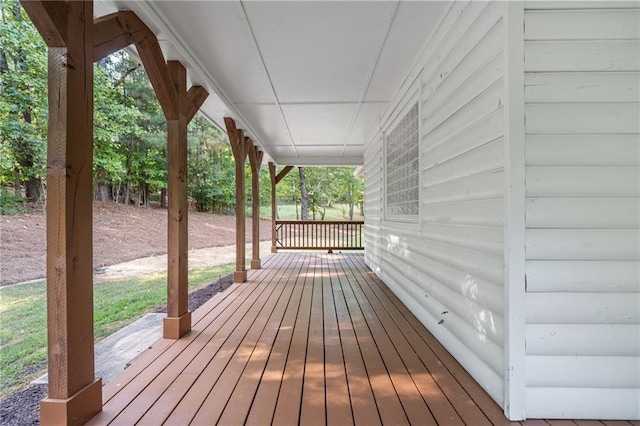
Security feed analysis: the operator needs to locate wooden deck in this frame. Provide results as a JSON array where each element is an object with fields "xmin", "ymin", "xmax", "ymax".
[{"xmin": 87, "ymin": 253, "xmax": 638, "ymax": 426}]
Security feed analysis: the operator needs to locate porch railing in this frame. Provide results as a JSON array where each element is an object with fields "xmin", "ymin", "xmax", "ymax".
[{"xmin": 275, "ymin": 220, "xmax": 364, "ymax": 251}]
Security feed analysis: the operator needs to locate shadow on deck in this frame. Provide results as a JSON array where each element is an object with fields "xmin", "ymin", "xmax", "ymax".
[{"xmin": 87, "ymin": 253, "xmax": 631, "ymax": 425}]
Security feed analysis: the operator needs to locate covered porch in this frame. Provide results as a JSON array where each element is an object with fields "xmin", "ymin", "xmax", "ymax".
[{"xmin": 88, "ymin": 252, "xmax": 515, "ymax": 426}]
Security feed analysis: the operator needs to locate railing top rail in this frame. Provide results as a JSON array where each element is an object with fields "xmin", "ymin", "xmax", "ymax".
[{"xmin": 275, "ymin": 220, "xmax": 364, "ymax": 225}]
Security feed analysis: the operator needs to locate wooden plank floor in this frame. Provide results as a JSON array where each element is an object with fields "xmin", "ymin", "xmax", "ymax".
[{"xmin": 87, "ymin": 253, "xmax": 639, "ymax": 426}]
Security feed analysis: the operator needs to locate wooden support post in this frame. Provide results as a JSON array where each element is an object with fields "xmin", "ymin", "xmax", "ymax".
[
  {"xmin": 268, "ymin": 162, "xmax": 278, "ymax": 253},
  {"xmin": 20, "ymin": 1, "xmax": 102, "ymax": 424},
  {"xmin": 269, "ymin": 163, "xmax": 294, "ymax": 253},
  {"xmin": 164, "ymin": 61, "xmax": 190, "ymax": 339},
  {"xmin": 248, "ymin": 144, "xmax": 264, "ymax": 269},
  {"xmin": 225, "ymin": 118, "xmax": 251, "ymax": 282}
]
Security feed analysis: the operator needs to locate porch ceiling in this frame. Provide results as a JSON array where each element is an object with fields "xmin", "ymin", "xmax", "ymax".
[{"xmin": 94, "ymin": 1, "xmax": 448, "ymax": 166}]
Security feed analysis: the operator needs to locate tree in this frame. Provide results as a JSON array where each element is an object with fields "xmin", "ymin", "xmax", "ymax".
[
  {"xmin": 0, "ymin": 0, "xmax": 47, "ymax": 203},
  {"xmin": 298, "ymin": 167, "xmax": 308, "ymax": 220},
  {"xmin": 187, "ymin": 115, "xmax": 235, "ymax": 213}
]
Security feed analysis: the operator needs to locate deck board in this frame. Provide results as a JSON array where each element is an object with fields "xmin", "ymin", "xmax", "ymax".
[{"xmin": 86, "ymin": 252, "xmax": 617, "ymax": 425}]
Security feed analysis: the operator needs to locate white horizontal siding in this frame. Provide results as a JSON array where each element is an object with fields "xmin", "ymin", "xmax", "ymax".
[
  {"xmin": 527, "ymin": 356, "xmax": 640, "ymax": 388},
  {"xmin": 527, "ymin": 229, "xmax": 640, "ymax": 260},
  {"xmin": 364, "ymin": 0, "xmax": 507, "ymax": 410},
  {"xmin": 526, "ymin": 135, "xmax": 640, "ymax": 166},
  {"xmin": 526, "ymin": 388, "xmax": 640, "ymax": 420},
  {"xmin": 527, "ymin": 166, "xmax": 640, "ymax": 197},
  {"xmin": 525, "ymin": 72, "xmax": 640, "ymax": 103},
  {"xmin": 524, "ymin": 1, "xmax": 640, "ymax": 10},
  {"xmin": 525, "ymin": 40, "xmax": 640, "ymax": 72},
  {"xmin": 526, "ymin": 260, "xmax": 640, "ymax": 293},
  {"xmin": 526, "ymin": 324, "xmax": 640, "ymax": 356},
  {"xmin": 364, "ymin": 132, "xmax": 383, "ymax": 270},
  {"xmin": 526, "ymin": 103, "xmax": 640, "ymax": 134},
  {"xmin": 526, "ymin": 293, "xmax": 640, "ymax": 324},
  {"xmin": 524, "ymin": 3, "xmax": 640, "ymax": 419},
  {"xmin": 527, "ymin": 198, "xmax": 640, "ymax": 228},
  {"xmin": 525, "ymin": 9, "xmax": 640, "ymax": 40}
]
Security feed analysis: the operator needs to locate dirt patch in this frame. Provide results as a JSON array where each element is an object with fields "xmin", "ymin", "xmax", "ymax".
[{"xmin": 0, "ymin": 202, "xmax": 271, "ymax": 286}]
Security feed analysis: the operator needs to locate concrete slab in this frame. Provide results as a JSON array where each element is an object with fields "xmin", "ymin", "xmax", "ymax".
[{"xmin": 33, "ymin": 313, "xmax": 164, "ymax": 385}]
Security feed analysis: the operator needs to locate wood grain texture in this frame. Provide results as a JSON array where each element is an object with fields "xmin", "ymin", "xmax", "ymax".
[
  {"xmin": 248, "ymin": 145, "xmax": 264, "ymax": 267},
  {"xmin": 90, "ymin": 253, "xmax": 606, "ymax": 424},
  {"xmin": 225, "ymin": 118, "xmax": 251, "ymax": 282},
  {"xmin": 43, "ymin": 0, "xmax": 96, "ymax": 400},
  {"xmin": 166, "ymin": 61, "xmax": 189, "ymax": 321},
  {"xmin": 185, "ymin": 85, "xmax": 208, "ymax": 122},
  {"xmin": 92, "ymin": 11, "xmax": 146, "ymax": 62},
  {"xmin": 268, "ymin": 162, "xmax": 277, "ymax": 251},
  {"xmin": 20, "ymin": 0, "xmax": 68, "ymax": 47},
  {"xmin": 135, "ymin": 31, "xmax": 178, "ymax": 120}
]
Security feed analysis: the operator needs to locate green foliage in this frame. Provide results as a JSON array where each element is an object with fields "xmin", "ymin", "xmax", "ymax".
[
  {"xmin": 187, "ymin": 116, "xmax": 235, "ymax": 212},
  {"xmin": 0, "ymin": 0, "xmax": 47, "ymax": 198},
  {"xmin": 275, "ymin": 166, "xmax": 363, "ymax": 220},
  {"xmin": 0, "ymin": 263, "xmax": 236, "ymax": 398},
  {"xmin": 0, "ymin": 1, "xmax": 363, "ymax": 216},
  {"xmin": 0, "ymin": 186, "xmax": 23, "ymax": 214}
]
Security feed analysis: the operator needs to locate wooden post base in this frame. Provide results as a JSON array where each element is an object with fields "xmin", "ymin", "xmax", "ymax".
[
  {"xmin": 271, "ymin": 246, "xmax": 278, "ymax": 253},
  {"xmin": 234, "ymin": 270, "xmax": 247, "ymax": 283},
  {"xmin": 40, "ymin": 378, "xmax": 102, "ymax": 426},
  {"xmin": 251, "ymin": 259, "xmax": 261, "ymax": 269},
  {"xmin": 163, "ymin": 311, "xmax": 191, "ymax": 339}
]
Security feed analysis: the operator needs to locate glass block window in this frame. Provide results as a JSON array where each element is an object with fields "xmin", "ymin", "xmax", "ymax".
[{"xmin": 385, "ymin": 103, "xmax": 419, "ymax": 217}]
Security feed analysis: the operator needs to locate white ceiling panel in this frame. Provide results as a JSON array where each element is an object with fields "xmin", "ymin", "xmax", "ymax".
[
  {"xmin": 96, "ymin": 0, "xmax": 450, "ymax": 166},
  {"xmin": 243, "ymin": 1, "xmax": 397, "ymax": 103},
  {"xmin": 295, "ymin": 145, "xmax": 349, "ymax": 156},
  {"xmin": 342, "ymin": 145, "xmax": 365, "ymax": 157},
  {"xmin": 348, "ymin": 102, "xmax": 387, "ymax": 144},
  {"xmin": 365, "ymin": 1, "xmax": 449, "ymax": 102},
  {"xmin": 268, "ymin": 145, "xmax": 299, "ymax": 157},
  {"xmin": 152, "ymin": 1, "xmax": 275, "ymax": 104},
  {"xmin": 282, "ymin": 104, "xmax": 358, "ymax": 145},
  {"xmin": 235, "ymin": 104, "xmax": 291, "ymax": 147}
]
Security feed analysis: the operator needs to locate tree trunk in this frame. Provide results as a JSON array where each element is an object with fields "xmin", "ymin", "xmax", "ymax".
[
  {"xmin": 98, "ymin": 184, "xmax": 110, "ymax": 202},
  {"xmin": 124, "ymin": 181, "xmax": 131, "ymax": 205},
  {"xmin": 298, "ymin": 167, "xmax": 308, "ymax": 221},
  {"xmin": 144, "ymin": 183, "xmax": 150, "ymax": 207},
  {"xmin": 13, "ymin": 180, "xmax": 21, "ymax": 197},
  {"xmin": 24, "ymin": 177, "xmax": 41, "ymax": 202},
  {"xmin": 160, "ymin": 187, "xmax": 167, "ymax": 208},
  {"xmin": 348, "ymin": 183, "xmax": 354, "ymax": 221}
]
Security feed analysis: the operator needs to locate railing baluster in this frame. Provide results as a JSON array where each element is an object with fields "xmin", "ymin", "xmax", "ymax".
[{"xmin": 273, "ymin": 220, "xmax": 363, "ymax": 251}]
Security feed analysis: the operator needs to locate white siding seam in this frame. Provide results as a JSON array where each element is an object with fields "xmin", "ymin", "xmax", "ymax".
[
  {"xmin": 503, "ymin": 0, "xmax": 527, "ymax": 420},
  {"xmin": 421, "ymin": 78, "xmax": 504, "ymax": 137},
  {"xmin": 422, "ymin": 50, "xmax": 504, "ymax": 131},
  {"xmin": 381, "ymin": 258, "xmax": 505, "ymax": 370}
]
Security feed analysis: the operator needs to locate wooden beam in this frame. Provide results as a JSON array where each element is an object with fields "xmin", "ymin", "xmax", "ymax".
[
  {"xmin": 20, "ymin": 1, "xmax": 68, "ymax": 47},
  {"xmin": 92, "ymin": 11, "xmax": 147, "ymax": 62},
  {"xmin": 275, "ymin": 165, "xmax": 294, "ymax": 184},
  {"xmin": 30, "ymin": 1, "xmax": 102, "ymax": 424},
  {"xmin": 164, "ymin": 60, "xmax": 191, "ymax": 339},
  {"xmin": 134, "ymin": 31, "xmax": 178, "ymax": 120},
  {"xmin": 248, "ymin": 144, "xmax": 264, "ymax": 269},
  {"xmin": 185, "ymin": 86, "xmax": 209, "ymax": 123},
  {"xmin": 225, "ymin": 117, "xmax": 251, "ymax": 282},
  {"xmin": 269, "ymin": 162, "xmax": 278, "ymax": 253},
  {"xmin": 268, "ymin": 163, "xmax": 293, "ymax": 253}
]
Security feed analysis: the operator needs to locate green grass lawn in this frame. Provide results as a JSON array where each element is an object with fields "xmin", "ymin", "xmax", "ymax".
[
  {"xmin": 259, "ymin": 203, "xmax": 364, "ymax": 221},
  {"xmin": 0, "ymin": 263, "xmax": 235, "ymax": 399}
]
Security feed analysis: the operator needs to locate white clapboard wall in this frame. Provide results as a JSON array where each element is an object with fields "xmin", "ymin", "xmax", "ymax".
[
  {"xmin": 523, "ymin": 1, "xmax": 640, "ymax": 419},
  {"xmin": 364, "ymin": 1, "xmax": 507, "ymax": 406}
]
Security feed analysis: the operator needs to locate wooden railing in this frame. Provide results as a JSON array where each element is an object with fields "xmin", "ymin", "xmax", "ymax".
[{"xmin": 275, "ymin": 220, "xmax": 364, "ymax": 251}]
